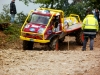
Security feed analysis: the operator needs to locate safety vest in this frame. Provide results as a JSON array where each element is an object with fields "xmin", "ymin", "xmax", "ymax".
[{"xmin": 82, "ymin": 15, "xmax": 99, "ymax": 32}]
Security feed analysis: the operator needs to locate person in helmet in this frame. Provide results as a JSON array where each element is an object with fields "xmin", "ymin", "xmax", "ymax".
[
  {"xmin": 52, "ymin": 13, "xmax": 60, "ymax": 32},
  {"xmin": 82, "ymin": 12, "xmax": 99, "ymax": 51}
]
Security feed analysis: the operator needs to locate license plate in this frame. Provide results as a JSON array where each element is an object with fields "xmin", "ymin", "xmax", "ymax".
[{"xmin": 30, "ymin": 39, "xmax": 34, "ymax": 41}]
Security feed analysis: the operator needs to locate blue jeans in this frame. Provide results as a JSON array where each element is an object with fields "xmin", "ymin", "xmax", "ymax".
[
  {"xmin": 10, "ymin": 14, "xmax": 15, "ymax": 23},
  {"xmin": 82, "ymin": 34, "xmax": 96, "ymax": 50}
]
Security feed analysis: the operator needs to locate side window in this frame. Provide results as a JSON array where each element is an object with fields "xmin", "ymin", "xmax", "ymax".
[{"xmin": 30, "ymin": 14, "xmax": 39, "ymax": 23}]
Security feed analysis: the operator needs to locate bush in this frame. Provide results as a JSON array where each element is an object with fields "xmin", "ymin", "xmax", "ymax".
[
  {"xmin": 16, "ymin": 12, "xmax": 27, "ymax": 24},
  {"xmin": 3, "ymin": 24, "xmax": 21, "ymax": 42},
  {"xmin": 0, "ymin": 5, "xmax": 10, "ymax": 23}
]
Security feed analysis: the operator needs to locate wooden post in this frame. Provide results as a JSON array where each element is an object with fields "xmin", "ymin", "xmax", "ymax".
[{"xmin": 55, "ymin": 41, "xmax": 58, "ymax": 51}]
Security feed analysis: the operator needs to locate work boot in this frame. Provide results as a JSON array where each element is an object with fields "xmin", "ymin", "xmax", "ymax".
[
  {"xmin": 90, "ymin": 48, "xmax": 93, "ymax": 50},
  {"xmin": 82, "ymin": 47, "xmax": 86, "ymax": 51}
]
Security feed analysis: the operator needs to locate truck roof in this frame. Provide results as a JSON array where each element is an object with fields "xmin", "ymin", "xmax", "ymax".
[{"xmin": 33, "ymin": 8, "xmax": 64, "ymax": 17}]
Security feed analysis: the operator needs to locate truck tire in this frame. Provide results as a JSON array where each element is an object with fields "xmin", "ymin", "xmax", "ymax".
[
  {"xmin": 23, "ymin": 40, "xmax": 34, "ymax": 50},
  {"xmin": 49, "ymin": 37, "xmax": 59, "ymax": 50},
  {"xmin": 75, "ymin": 31, "xmax": 84, "ymax": 45},
  {"xmin": 59, "ymin": 36, "xmax": 65, "ymax": 43}
]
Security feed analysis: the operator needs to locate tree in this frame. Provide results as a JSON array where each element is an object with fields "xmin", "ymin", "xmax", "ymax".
[
  {"xmin": 19, "ymin": 0, "xmax": 53, "ymax": 7},
  {"xmin": 16, "ymin": 12, "xmax": 27, "ymax": 24},
  {"xmin": 73, "ymin": 0, "xmax": 100, "ymax": 8},
  {"xmin": 72, "ymin": 2, "xmax": 87, "ymax": 19},
  {"xmin": 19, "ymin": 0, "xmax": 69, "ymax": 9},
  {"xmin": 19, "ymin": 0, "xmax": 70, "ymax": 15},
  {"xmin": 19, "ymin": 0, "xmax": 100, "ymax": 20}
]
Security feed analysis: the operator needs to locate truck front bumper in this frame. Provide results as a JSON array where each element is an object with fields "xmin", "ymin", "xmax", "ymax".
[{"xmin": 20, "ymin": 36, "xmax": 50, "ymax": 43}]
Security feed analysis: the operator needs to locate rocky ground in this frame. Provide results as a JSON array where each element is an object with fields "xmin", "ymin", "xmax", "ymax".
[{"xmin": 0, "ymin": 33, "xmax": 100, "ymax": 75}]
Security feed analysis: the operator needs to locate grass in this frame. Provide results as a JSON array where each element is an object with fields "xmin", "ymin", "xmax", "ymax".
[{"xmin": 3, "ymin": 24, "xmax": 21, "ymax": 42}]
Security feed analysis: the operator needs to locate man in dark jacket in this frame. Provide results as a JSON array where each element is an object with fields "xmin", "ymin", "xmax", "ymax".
[{"xmin": 10, "ymin": 0, "xmax": 17, "ymax": 23}]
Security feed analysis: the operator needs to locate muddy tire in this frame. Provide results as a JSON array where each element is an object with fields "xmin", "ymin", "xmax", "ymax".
[
  {"xmin": 23, "ymin": 40, "xmax": 34, "ymax": 50},
  {"xmin": 59, "ymin": 36, "xmax": 65, "ymax": 43},
  {"xmin": 49, "ymin": 37, "xmax": 59, "ymax": 50},
  {"xmin": 75, "ymin": 31, "xmax": 84, "ymax": 45}
]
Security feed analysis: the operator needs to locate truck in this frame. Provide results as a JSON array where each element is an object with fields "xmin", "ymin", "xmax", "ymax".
[{"xmin": 20, "ymin": 8, "xmax": 84, "ymax": 50}]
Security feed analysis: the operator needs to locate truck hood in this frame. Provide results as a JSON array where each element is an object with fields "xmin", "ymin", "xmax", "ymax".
[{"xmin": 23, "ymin": 23, "xmax": 46, "ymax": 34}]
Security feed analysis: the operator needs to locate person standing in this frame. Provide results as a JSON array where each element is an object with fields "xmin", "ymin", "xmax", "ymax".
[
  {"xmin": 94, "ymin": 8, "xmax": 99, "ymax": 22},
  {"xmin": 85, "ymin": 8, "xmax": 91, "ymax": 17},
  {"xmin": 94, "ymin": 8, "xmax": 100, "ymax": 28},
  {"xmin": 10, "ymin": 0, "xmax": 17, "ymax": 23},
  {"xmin": 82, "ymin": 12, "xmax": 99, "ymax": 51}
]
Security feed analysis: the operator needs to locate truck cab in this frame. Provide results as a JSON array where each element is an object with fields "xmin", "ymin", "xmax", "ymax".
[{"xmin": 20, "ymin": 8, "xmax": 65, "ymax": 50}]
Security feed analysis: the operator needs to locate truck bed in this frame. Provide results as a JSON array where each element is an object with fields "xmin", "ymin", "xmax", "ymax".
[
  {"xmin": 59, "ymin": 23, "xmax": 82, "ymax": 39},
  {"xmin": 64, "ymin": 23, "xmax": 82, "ymax": 32}
]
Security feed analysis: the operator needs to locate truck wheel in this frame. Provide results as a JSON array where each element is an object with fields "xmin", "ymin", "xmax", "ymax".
[
  {"xmin": 23, "ymin": 40, "xmax": 34, "ymax": 50},
  {"xmin": 75, "ymin": 31, "xmax": 84, "ymax": 45},
  {"xmin": 59, "ymin": 36, "xmax": 65, "ymax": 43},
  {"xmin": 49, "ymin": 37, "xmax": 59, "ymax": 50}
]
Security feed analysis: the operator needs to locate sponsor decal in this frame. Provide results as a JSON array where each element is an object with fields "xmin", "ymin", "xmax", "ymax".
[
  {"xmin": 29, "ymin": 28, "xmax": 35, "ymax": 32},
  {"xmin": 31, "ymin": 25, "xmax": 39, "ymax": 28},
  {"xmin": 47, "ymin": 30, "xmax": 52, "ymax": 34}
]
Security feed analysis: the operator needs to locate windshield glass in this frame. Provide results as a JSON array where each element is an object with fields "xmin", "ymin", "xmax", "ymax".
[{"xmin": 30, "ymin": 14, "xmax": 50, "ymax": 25}]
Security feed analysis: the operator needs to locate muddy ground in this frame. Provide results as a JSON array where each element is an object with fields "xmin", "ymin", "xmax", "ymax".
[{"xmin": 0, "ymin": 34, "xmax": 100, "ymax": 75}]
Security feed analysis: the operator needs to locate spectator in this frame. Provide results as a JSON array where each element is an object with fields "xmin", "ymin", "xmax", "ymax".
[
  {"xmin": 10, "ymin": 0, "xmax": 17, "ymax": 23},
  {"xmin": 82, "ymin": 12, "xmax": 99, "ymax": 51},
  {"xmin": 94, "ymin": 8, "xmax": 99, "ymax": 22},
  {"xmin": 85, "ymin": 7, "xmax": 91, "ymax": 16}
]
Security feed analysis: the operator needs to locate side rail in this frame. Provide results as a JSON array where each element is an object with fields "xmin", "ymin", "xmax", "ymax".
[
  {"xmin": 63, "ymin": 14, "xmax": 82, "ymax": 32},
  {"xmin": 69, "ymin": 14, "xmax": 81, "ymax": 23},
  {"xmin": 20, "ymin": 10, "xmax": 34, "ymax": 32}
]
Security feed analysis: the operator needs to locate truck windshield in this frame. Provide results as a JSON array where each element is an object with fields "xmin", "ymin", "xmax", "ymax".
[{"xmin": 30, "ymin": 14, "xmax": 50, "ymax": 25}]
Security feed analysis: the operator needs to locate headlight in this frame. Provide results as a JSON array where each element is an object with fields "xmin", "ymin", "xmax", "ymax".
[{"xmin": 38, "ymin": 28, "xmax": 44, "ymax": 34}]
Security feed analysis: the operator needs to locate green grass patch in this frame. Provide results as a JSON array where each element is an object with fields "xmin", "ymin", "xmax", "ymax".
[{"xmin": 3, "ymin": 24, "xmax": 21, "ymax": 42}]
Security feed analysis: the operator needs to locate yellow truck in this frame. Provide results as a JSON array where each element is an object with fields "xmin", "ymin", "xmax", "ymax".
[{"xmin": 20, "ymin": 8, "xmax": 83, "ymax": 50}]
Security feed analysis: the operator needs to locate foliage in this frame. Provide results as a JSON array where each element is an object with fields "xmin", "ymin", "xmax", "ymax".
[
  {"xmin": 54, "ymin": 0, "xmax": 69, "ymax": 10},
  {"xmin": 3, "ymin": 24, "xmax": 21, "ymax": 42},
  {"xmin": 88, "ymin": 0, "xmax": 100, "ymax": 8},
  {"xmin": 73, "ymin": 0, "xmax": 100, "ymax": 9},
  {"xmin": 0, "ymin": 4, "xmax": 24, "ymax": 42},
  {"xmin": 4, "ymin": 24, "xmax": 20, "ymax": 35},
  {"xmin": 16, "ymin": 12, "xmax": 27, "ymax": 24},
  {"xmin": 19, "ymin": 0, "xmax": 36, "ymax": 6},
  {"xmin": 19, "ymin": 0, "xmax": 69, "ymax": 9},
  {"xmin": 66, "ymin": 1, "xmax": 88, "ymax": 20},
  {"xmin": 0, "ymin": 5, "xmax": 10, "ymax": 23},
  {"xmin": 19, "ymin": 0, "xmax": 100, "ymax": 20}
]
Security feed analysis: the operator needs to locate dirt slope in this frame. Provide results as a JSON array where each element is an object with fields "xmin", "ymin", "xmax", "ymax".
[{"xmin": 0, "ymin": 33, "xmax": 100, "ymax": 75}]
